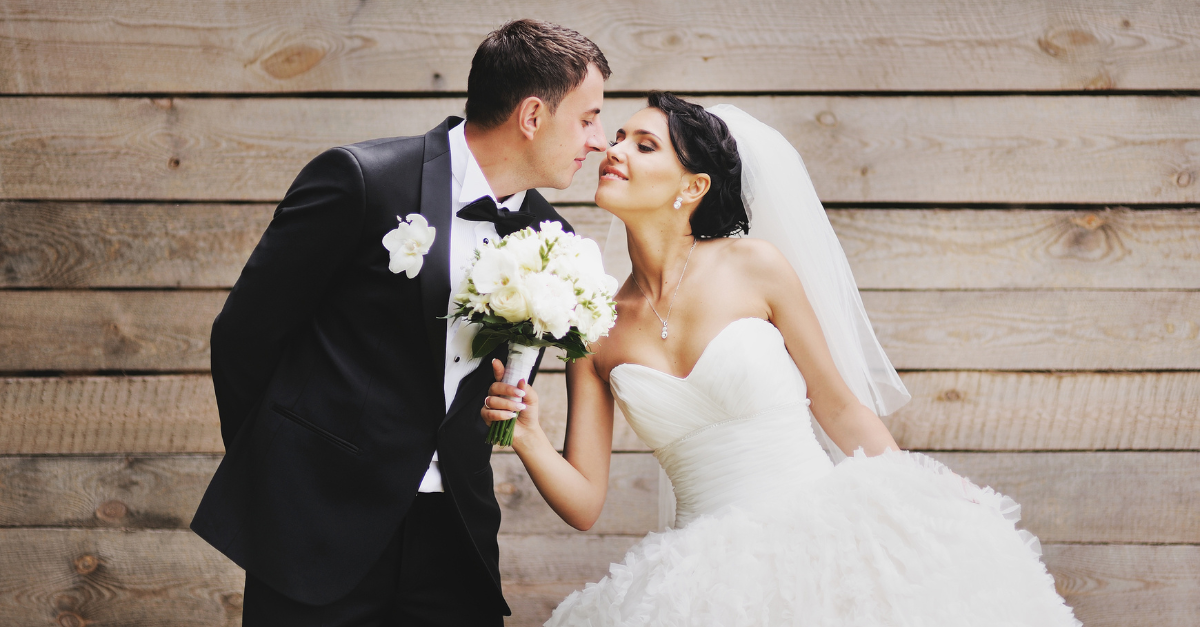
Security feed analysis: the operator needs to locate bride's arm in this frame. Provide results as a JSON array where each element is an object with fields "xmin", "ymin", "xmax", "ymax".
[
  {"xmin": 484, "ymin": 355, "xmax": 615, "ymax": 530},
  {"xmin": 738, "ymin": 240, "xmax": 900, "ymax": 457}
]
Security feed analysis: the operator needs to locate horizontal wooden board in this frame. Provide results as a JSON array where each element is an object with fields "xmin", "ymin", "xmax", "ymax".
[
  {"xmin": 0, "ymin": 529, "xmax": 1192, "ymax": 626},
  {"xmin": 863, "ymin": 290, "xmax": 1200, "ymax": 371},
  {"xmin": 8, "ymin": 370, "xmax": 1197, "ymax": 455},
  {"xmin": 2, "ymin": 452, "xmax": 1196, "ymax": 543},
  {"xmin": 3, "ymin": 97, "xmax": 1198, "ymax": 204},
  {"xmin": 0, "ymin": 291, "xmax": 225, "ymax": 372},
  {"xmin": 1042, "ymin": 544, "xmax": 1200, "ymax": 627},
  {"xmin": 887, "ymin": 371, "xmax": 1200, "ymax": 451},
  {"xmin": 0, "ymin": 375, "xmax": 223, "ymax": 454},
  {"xmin": 932, "ymin": 451, "xmax": 1200, "ymax": 543},
  {"xmin": 832, "ymin": 208, "xmax": 1200, "ymax": 290},
  {"xmin": 3, "ymin": 1, "xmax": 1199, "ymax": 93},
  {"xmin": 0, "ymin": 203, "xmax": 611, "ymax": 289},
  {"xmin": 0, "ymin": 202, "xmax": 272, "ymax": 288},
  {"xmin": 4, "ymin": 289, "xmax": 1196, "ymax": 372},
  {"xmin": 0, "ymin": 372, "xmax": 647, "ymax": 455},
  {"xmin": 7, "ymin": 204, "xmax": 1200, "ymax": 290},
  {"xmin": 0, "ymin": 529, "xmax": 243, "ymax": 626},
  {"xmin": 0, "ymin": 453, "xmax": 660, "ymax": 536}
]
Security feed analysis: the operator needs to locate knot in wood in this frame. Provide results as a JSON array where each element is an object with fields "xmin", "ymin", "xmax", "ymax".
[
  {"xmin": 262, "ymin": 43, "xmax": 327, "ymax": 80},
  {"xmin": 73, "ymin": 554, "xmax": 99, "ymax": 575},
  {"xmin": 816, "ymin": 111, "xmax": 838, "ymax": 127},
  {"xmin": 1071, "ymin": 214, "xmax": 1106, "ymax": 231},
  {"xmin": 167, "ymin": 157, "xmax": 181, "ymax": 170},
  {"xmin": 151, "ymin": 98, "xmax": 173, "ymax": 110},
  {"xmin": 56, "ymin": 612, "xmax": 86, "ymax": 627},
  {"xmin": 1084, "ymin": 72, "xmax": 1114, "ymax": 90},
  {"xmin": 221, "ymin": 592, "xmax": 244, "ymax": 610},
  {"xmin": 939, "ymin": 389, "xmax": 963, "ymax": 402},
  {"xmin": 1177, "ymin": 171, "xmax": 1193, "ymax": 188},
  {"xmin": 495, "ymin": 482, "xmax": 517, "ymax": 496},
  {"xmin": 95, "ymin": 500, "xmax": 128, "ymax": 522}
]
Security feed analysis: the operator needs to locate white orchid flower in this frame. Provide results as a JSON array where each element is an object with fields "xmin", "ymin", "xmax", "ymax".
[{"xmin": 382, "ymin": 214, "xmax": 436, "ymax": 278}]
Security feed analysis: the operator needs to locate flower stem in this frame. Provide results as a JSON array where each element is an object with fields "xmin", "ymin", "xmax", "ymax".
[{"xmin": 485, "ymin": 418, "xmax": 516, "ymax": 447}]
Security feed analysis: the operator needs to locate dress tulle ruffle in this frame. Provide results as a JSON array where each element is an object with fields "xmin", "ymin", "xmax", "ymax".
[{"xmin": 546, "ymin": 450, "xmax": 1080, "ymax": 627}]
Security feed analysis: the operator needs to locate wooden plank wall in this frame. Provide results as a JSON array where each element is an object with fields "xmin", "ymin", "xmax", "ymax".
[{"xmin": 2, "ymin": 1, "xmax": 1198, "ymax": 625}]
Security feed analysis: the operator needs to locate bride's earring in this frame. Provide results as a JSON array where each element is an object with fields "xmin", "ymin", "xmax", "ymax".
[{"xmin": 673, "ymin": 197, "xmax": 683, "ymax": 210}]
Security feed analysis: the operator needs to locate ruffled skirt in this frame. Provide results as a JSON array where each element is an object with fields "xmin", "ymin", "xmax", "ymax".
[{"xmin": 545, "ymin": 450, "xmax": 1080, "ymax": 627}]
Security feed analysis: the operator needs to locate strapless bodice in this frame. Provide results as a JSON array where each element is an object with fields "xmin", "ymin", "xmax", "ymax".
[{"xmin": 610, "ymin": 318, "xmax": 835, "ymax": 525}]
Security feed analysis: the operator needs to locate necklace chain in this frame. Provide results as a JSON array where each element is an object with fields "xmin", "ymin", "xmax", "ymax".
[{"xmin": 632, "ymin": 238, "xmax": 698, "ymax": 340}]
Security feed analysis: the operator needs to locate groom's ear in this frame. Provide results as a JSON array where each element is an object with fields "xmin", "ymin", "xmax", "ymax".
[
  {"xmin": 681, "ymin": 173, "xmax": 712, "ymax": 205},
  {"xmin": 514, "ymin": 96, "xmax": 547, "ymax": 141}
]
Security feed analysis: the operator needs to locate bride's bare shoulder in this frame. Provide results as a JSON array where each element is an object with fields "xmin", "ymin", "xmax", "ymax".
[{"xmin": 712, "ymin": 237, "xmax": 794, "ymax": 278}]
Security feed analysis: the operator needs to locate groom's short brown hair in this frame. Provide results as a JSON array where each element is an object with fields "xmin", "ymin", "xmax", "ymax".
[{"xmin": 466, "ymin": 19, "xmax": 611, "ymax": 129}]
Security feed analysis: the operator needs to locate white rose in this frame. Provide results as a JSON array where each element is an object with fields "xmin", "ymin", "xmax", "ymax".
[
  {"xmin": 526, "ymin": 273, "xmax": 576, "ymax": 339},
  {"xmin": 471, "ymin": 246, "xmax": 520, "ymax": 294},
  {"xmin": 538, "ymin": 220, "xmax": 565, "ymax": 238},
  {"xmin": 489, "ymin": 283, "xmax": 532, "ymax": 323},
  {"xmin": 505, "ymin": 234, "xmax": 546, "ymax": 274},
  {"xmin": 382, "ymin": 214, "xmax": 436, "ymax": 278}
]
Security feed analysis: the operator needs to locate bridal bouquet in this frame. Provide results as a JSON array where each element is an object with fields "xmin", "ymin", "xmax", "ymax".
[{"xmin": 449, "ymin": 221, "xmax": 619, "ymax": 446}]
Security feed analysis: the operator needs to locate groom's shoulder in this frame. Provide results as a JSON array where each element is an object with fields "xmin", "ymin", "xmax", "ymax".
[{"xmin": 336, "ymin": 134, "xmax": 427, "ymax": 174}]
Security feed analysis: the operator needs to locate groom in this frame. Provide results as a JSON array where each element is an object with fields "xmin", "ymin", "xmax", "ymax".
[{"xmin": 191, "ymin": 19, "xmax": 610, "ymax": 625}]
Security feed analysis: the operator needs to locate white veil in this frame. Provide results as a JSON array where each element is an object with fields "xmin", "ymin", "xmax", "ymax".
[{"xmin": 603, "ymin": 104, "xmax": 910, "ymax": 461}]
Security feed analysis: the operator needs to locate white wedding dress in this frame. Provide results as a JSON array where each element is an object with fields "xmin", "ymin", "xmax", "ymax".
[{"xmin": 545, "ymin": 317, "xmax": 1080, "ymax": 626}]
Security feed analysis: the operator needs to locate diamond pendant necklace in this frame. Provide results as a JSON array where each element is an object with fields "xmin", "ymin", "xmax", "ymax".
[{"xmin": 631, "ymin": 238, "xmax": 698, "ymax": 340}]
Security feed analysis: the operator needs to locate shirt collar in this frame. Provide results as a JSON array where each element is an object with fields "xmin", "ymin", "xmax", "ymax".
[{"xmin": 448, "ymin": 120, "xmax": 528, "ymax": 212}]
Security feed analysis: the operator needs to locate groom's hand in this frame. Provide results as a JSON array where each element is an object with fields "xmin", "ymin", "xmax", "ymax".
[{"xmin": 484, "ymin": 359, "xmax": 541, "ymax": 436}]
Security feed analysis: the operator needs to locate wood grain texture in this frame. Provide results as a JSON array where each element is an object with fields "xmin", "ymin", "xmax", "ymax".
[
  {"xmin": 7, "ymin": 371, "xmax": 1195, "ymax": 455},
  {"xmin": 3, "ymin": 96, "xmax": 1198, "ymax": 204},
  {"xmin": 0, "ymin": 529, "xmax": 243, "ymax": 626},
  {"xmin": 2, "ymin": 452, "xmax": 1195, "ymax": 543},
  {"xmin": 0, "ymin": 375, "xmax": 223, "ymax": 454},
  {"xmin": 3, "ymin": 1, "xmax": 1199, "ymax": 93},
  {"xmin": 0, "ymin": 529, "xmax": 1192, "ymax": 626},
  {"xmin": 932, "ymin": 452, "xmax": 1200, "ymax": 543},
  {"xmin": 4, "ymin": 290, "xmax": 1197, "ymax": 372},
  {"xmin": 889, "ymin": 371, "xmax": 1200, "ymax": 451},
  {"xmin": 0, "ymin": 372, "xmax": 648, "ymax": 455},
  {"xmin": 0, "ymin": 202, "xmax": 272, "ymax": 288},
  {"xmin": 1042, "ymin": 544, "xmax": 1200, "ymax": 627},
  {"xmin": 8, "ymin": 205, "xmax": 1200, "ymax": 290},
  {"xmin": 0, "ymin": 291, "xmax": 224, "ymax": 372},
  {"xmin": 863, "ymin": 290, "xmax": 1200, "ymax": 371},
  {"xmin": 0, "ymin": 453, "xmax": 660, "ymax": 536},
  {"xmin": 0, "ymin": 203, "xmax": 609, "ymax": 289},
  {"xmin": 832, "ymin": 208, "xmax": 1200, "ymax": 290}
]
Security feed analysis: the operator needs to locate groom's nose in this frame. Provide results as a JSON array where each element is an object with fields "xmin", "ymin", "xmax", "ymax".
[{"xmin": 586, "ymin": 118, "xmax": 607, "ymax": 152}]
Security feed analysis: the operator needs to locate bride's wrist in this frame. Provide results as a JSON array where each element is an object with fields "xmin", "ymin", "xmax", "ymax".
[{"xmin": 511, "ymin": 420, "xmax": 548, "ymax": 454}]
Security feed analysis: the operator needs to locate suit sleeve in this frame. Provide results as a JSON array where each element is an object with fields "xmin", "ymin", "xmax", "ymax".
[{"xmin": 211, "ymin": 147, "xmax": 366, "ymax": 446}]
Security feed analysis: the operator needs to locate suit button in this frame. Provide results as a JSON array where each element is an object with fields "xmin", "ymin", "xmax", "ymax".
[
  {"xmin": 454, "ymin": 356, "xmax": 460, "ymax": 362},
  {"xmin": 482, "ymin": 238, "xmax": 490, "ymax": 244}
]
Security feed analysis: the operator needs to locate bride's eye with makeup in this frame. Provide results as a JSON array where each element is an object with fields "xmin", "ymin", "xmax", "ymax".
[{"xmin": 638, "ymin": 143, "xmax": 655, "ymax": 153}]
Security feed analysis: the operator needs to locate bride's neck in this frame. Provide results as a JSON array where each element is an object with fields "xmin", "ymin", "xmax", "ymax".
[{"xmin": 625, "ymin": 219, "xmax": 697, "ymax": 298}]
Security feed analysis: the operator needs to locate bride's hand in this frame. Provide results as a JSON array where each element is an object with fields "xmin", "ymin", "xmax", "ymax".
[{"xmin": 483, "ymin": 358, "xmax": 542, "ymax": 445}]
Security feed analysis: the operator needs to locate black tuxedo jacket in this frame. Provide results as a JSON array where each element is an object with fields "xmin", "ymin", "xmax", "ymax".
[{"xmin": 191, "ymin": 117, "xmax": 572, "ymax": 608}]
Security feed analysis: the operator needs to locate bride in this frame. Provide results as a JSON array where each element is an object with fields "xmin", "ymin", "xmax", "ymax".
[{"xmin": 482, "ymin": 92, "xmax": 1080, "ymax": 626}]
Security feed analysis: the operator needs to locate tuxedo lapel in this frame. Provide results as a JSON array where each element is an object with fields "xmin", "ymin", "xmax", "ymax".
[{"xmin": 417, "ymin": 117, "xmax": 459, "ymax": 393}]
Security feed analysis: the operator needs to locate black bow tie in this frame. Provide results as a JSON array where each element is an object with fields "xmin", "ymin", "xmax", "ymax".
[{"xmin": 456, "ymin": 196, "xmax": 537, "ymax": 237}]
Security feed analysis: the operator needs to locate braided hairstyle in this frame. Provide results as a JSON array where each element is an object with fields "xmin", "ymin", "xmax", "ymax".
[{"xmin": 647, "ymin": 91, "xmax": 748, "ymax": 239}]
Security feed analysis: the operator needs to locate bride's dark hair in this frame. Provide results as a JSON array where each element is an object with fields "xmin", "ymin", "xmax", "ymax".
[{"xmin": 647, "ymin": 91, "xmax": 748, "ymax": 239}]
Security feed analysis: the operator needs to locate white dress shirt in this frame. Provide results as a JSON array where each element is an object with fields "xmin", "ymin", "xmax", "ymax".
[{"xmin": 417, "ymin": 120, "xmax": 527, "ymax": 493}]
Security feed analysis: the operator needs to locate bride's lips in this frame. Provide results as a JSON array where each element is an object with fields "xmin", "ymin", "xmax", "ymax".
[{"xmin": 600, "ymin": 165, "xmax": 628, "ymax": 182}]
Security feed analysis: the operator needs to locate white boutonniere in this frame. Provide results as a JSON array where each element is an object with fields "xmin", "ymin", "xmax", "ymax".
[{"xmin": 382, "ymin": 214, "xmax": 436, "ymax": 278}]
